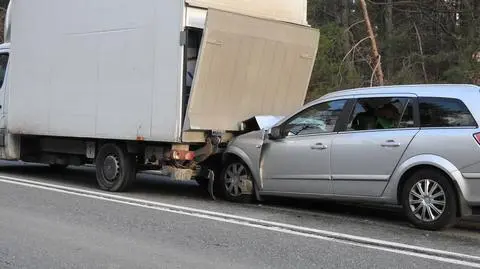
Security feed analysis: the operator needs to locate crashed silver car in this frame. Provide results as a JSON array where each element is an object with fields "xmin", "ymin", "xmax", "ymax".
[{"xmin": 220, "ymin": 84, "xmax": 480, "ymax": 230}]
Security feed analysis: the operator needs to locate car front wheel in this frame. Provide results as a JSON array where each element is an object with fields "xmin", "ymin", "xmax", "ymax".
[
  {"xmin": 401, "ymin": 169, "xmax": 458, "ymax": 230},
  {"xmin": 220, "ymin": 159, "xmax": 255, "ymax": 203}
]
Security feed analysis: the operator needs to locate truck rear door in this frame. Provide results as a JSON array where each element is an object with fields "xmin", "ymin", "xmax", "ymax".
[{"xmin": 184, "ymin": 9, "xmax": 320, "ymax": 132}]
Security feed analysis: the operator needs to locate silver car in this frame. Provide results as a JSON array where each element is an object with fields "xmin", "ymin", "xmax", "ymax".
[{"xmin": 220, "ymin": 84, "xmax": 480, "ymax": 230}]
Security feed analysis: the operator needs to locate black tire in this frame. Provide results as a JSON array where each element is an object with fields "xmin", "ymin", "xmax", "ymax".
[
  {"xmin": 95, "ymin": 143, "xmax": 136, "ymax": 192},
  {"xmin": 401, "ymin": 169, "xmax": 458, "ymax": 231},
  {"xmin": 219, "ymin": 158, "xmax": 255, "ymax": 203}
]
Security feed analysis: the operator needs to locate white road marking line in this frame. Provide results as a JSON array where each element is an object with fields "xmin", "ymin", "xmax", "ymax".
[{"xmin": 1, "ymin": 174, "xmax": 479, "ymax": 268}]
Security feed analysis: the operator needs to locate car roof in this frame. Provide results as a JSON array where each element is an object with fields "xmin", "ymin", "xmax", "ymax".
[{"xmin": 317, "ymin": 84, "xmax": 480, "ymax": 102}]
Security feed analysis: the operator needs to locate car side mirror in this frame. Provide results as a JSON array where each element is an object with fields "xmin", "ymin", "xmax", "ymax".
[{"xmin": 268, "ymin": 126, "xmax": 283, "ymax": 140}]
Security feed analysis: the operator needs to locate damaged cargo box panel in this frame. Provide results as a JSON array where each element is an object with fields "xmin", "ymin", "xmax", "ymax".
[{"xmin": 184, "ymin": 9, "xmax": 320, "ymax": 132}]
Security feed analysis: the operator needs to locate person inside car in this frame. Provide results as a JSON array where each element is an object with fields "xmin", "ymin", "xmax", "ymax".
[{"xmin": 375, "ymin": 103, "xmax": 400, "ymax": 129}]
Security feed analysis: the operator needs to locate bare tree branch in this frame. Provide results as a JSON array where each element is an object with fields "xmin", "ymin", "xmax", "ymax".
[
  {"xmin": 370, "ymin": 55, "xmax": 382, "ymax": 87},
  {"xmin": 337, "ymin": 36, "xmax": 370, "ymax": 85},
  {"xmin": 344, "ymin": 20, "xmax": 366, "ymax": 34},
  {"xmin": 359, "ymin": 0, "xmax": 385, "ymax": 86},
  {"xmin": 413, "ymin": 22, "xmax": 428, "ymax": 83}
]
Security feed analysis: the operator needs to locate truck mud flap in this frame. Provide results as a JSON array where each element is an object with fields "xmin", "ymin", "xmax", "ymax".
[
  {"xmin": 207, "ymin": 169, "xmax": 216, "ymax": 200},
  {"xmin": 197, "ymin": 167, "xmax": 217, "ymax": 200}
]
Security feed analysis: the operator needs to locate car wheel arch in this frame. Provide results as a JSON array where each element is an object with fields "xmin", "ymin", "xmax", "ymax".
[{"xmin": 395, "ymin": 162, "xmax": 464, "ymax": 217}]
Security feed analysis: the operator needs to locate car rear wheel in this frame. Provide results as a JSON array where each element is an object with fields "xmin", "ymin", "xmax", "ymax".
[
  {"xmin": 95, "ymin": 143, "xmax": 136, "ymax": 192},
  {"xmin": 220, "ymin": 159, "xmax": 255, "ymax": 203},
  {"xmin": 401, "ymin": 169, "xmax": 458, "ymax": 230}
]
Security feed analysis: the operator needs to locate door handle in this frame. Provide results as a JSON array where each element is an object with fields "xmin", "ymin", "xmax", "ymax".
[
  {"xmin": 311, "ymin": 143, "xmax": 328, "ymax": 150},
  {"xmin": 381, "ymin": 140, "xmax": 401, "ymax": 148}
]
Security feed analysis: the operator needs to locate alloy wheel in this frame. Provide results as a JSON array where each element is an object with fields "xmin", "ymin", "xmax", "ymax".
[
  {"xmin": 224, "ymin": 162, "xmax": 250, "ymax": 197},
  {"xmin": 408, "ymin": 179, "xmax": 446, "ymax": 222}
]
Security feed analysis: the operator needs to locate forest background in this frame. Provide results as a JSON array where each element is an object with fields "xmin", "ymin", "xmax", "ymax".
[{"xmin": 0, "ymin": 0, "xmax": 478, "ymax": 101}]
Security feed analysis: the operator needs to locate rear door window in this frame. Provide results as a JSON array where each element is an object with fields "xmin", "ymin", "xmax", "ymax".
[
  {"xmin": 347, "ymin": 97, "xmax": 415, "ymax": 131},
  {"xmin": 419, "ymin": 97, "xmax": 477, "ymax": 127}
]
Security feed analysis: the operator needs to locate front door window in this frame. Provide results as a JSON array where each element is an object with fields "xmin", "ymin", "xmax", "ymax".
[{"xmin": 282, "ymin": 99, "xmax": 347, "ymax": 136}]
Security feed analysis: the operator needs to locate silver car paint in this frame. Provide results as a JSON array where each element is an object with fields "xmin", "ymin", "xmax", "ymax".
[
  {"xmin": 382, "ymin": 154, "xmax": 470, "ymax": 202},
  {"xmin": 225, "ymin": 131, "xmax": 264, "ymax": 187},
  {"xmin": 261, "ymin": 133, "xmax": 334, "ymax": 195},
  {"xmin": 392, "ymin": 128, "xmax": 480, "ymax": 202},
  {"xmin": 331, "ymin": 129, "xmax": 419, "ymax": 197},
  {"xmin": 225, "ymin": 84, "xmax": 480, "ymax": 212}
]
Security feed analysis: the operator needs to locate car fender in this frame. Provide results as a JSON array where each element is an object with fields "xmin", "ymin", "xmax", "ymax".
[{"xmin": 383, "ymin": 154, "xmax": 468, "ymax": 204}]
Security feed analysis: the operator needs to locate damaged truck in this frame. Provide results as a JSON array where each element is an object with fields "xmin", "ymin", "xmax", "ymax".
[{"xmin": 0, "ymin": 0, "xmax": 319, "ymax": 198}]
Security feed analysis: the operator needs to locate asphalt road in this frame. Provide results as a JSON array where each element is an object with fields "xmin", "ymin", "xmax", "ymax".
[{"xmin": 0, "ymin": 162, "xmax": 479, "ymax": 269}]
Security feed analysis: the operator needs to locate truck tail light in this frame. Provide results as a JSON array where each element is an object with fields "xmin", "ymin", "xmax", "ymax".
[
  {"xmin": 184, "ymin": 151, "xmax": 196, "ymax": 161},
  {"xmin": 171, "ymin": 150, "xmax": 195, "ymax": 161},
  {"xmin": 474, "ymin": 133, "xmax": 480, "ymax": 145}
]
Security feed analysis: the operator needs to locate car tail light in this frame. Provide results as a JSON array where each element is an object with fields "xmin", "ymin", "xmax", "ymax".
[{"xmin": 474, "ymin": 133, "xmax": 480, "ymax": 145}]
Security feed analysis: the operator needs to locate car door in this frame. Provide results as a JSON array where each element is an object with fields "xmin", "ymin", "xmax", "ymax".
[
  {"xmin": 331, "ymin": 95, "xmax": 420, "ymax": 197},
  {"xmin": 260, "ymin": 99, "xmax": 349, "ymax": 196}
]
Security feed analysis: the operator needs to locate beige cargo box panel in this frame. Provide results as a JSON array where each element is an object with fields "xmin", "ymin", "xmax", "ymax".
[{"xmin": 184, "ymin": 9, "xmax": 320, "ymax": 132}]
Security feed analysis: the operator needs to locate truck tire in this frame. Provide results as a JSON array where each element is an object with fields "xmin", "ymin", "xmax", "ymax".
[
  {"xmin": 401, "ymin": 168, "xmax": 458, "ymax": 231},
  {"xmin": 95, "ymin": 143, "xmax": 136, "ymax": 192},
  {"xmin": 219, "ymin": 158, "xmax": 255, "ymax": 203}
]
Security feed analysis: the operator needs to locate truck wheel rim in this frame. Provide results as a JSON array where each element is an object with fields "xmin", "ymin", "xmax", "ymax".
[
  {"xmin": 224, "ymin": 163, "xmax": 249, "ymax": 197},
  {"xmin": 409, "ymin": 179, "xmax": 446, "ymax": 222},
  {"xmin": 103, "ymin": 155, "xmax": 120, "ymax": 182}
]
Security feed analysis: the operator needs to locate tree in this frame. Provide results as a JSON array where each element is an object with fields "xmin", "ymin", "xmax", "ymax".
[
  {"xmin": 306, "ymin": 0, "xmax": 480, "ymax": 101},
  {"xmin": 0, "ymin": 0, "xmax": 477, "ymax": 100},
  {"xmin": 359, "ymin": 0, "xmax": 384, "ymax": 85}
]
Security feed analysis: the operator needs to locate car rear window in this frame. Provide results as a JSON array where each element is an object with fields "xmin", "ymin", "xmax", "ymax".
[{"xmin": 419, "ymin": 97, "xmax": 477, "ymax": 127}]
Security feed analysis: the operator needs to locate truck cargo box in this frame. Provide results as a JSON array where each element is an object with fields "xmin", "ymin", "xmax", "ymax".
[{"xmin": 6, "ymin": 0, "xmax": 319, "ymax": 143}]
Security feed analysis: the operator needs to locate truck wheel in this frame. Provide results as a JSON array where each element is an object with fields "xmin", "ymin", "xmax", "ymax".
[
  {"xmin": 95, "ymin": 143, "xmax": 136, "ymax": 192},
  {"xmin": 219, "ymin": 159, "xmax": 255, "ymax": 203},
  {"xmin": 401, "ymin": 169, "xmax": 458, "ymax": 231}
]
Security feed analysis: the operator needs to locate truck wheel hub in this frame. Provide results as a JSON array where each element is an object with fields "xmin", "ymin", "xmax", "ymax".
[{"xmin": 103, "ymin": 155, "xmax": 120, "ymax": 181}]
